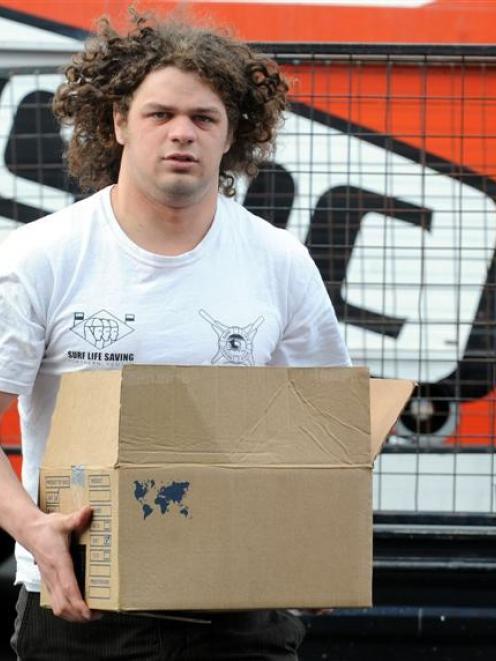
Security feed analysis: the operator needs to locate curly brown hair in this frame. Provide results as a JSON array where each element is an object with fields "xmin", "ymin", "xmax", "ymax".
[{"xmin": 52, "ymin": 10, "xmax": 288, "ymax": 196}]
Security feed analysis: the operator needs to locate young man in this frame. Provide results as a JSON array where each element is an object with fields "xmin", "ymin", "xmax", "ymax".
[{"xmin": 0, "ymin": 12, "xmax": 350, "ymax": 660}]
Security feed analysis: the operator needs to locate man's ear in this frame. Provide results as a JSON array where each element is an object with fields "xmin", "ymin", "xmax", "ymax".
[
  {"xmin": 223, "ymin": 132, "xmax": 233, "ymax": 155},
  {"xmin": 113, "ymin": 105, "xmax": 127, "ymax": 146}
]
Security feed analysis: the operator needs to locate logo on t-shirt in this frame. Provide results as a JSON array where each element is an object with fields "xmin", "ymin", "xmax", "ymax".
[
  {"xmin": 70, "ymin": 310, "xmax": 135, "ymax": 349},
  {"xmin": 66, "ymin": 310, "xmax": 136, "ymax": 365},
  {"xmin": 199, "ymin": 309, "xmax": 264, "ymax": 366}
]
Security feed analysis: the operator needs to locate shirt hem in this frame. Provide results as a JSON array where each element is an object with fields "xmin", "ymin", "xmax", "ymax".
[
  {"xmin": 14, "ymin": 577, "xmax": 41, "ymax": 592},
  {"xmin": 0, "ymin": 378, "xmax": 30, "ymax": 397}
]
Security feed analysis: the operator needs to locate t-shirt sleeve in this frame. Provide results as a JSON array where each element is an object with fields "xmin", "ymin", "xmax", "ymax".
[
  {"xmin": 0, "ymin": 232, "xmax": 47, "ymax": 395},
  {"xmin": 269, "ymin": 244, "xmax": 351, "ymax": 367}
]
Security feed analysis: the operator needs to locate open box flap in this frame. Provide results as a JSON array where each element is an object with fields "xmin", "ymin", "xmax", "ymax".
[
  {"xmin": 117, "ymin": 364, "xmax": 371, "ymax": 466},
  {"xmin": 43, "ymin": 370, "xmax": 123, "ymax": 468},
  {"xmin": 370, "ymin": 378, "xmax": 415, "ymax": 461}
]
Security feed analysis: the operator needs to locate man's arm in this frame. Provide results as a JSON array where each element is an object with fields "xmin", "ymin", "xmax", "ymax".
[{"xmin": 0, "ymin": 392, "xmax": 94, "ymax": 623}]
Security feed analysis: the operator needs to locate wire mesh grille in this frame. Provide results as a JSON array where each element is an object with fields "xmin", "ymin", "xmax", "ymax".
[{"xmin": 0, "ymin": 47, "xmax": 495, "ymax": 515}]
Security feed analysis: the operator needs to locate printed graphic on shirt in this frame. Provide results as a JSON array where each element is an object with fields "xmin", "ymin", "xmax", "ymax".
[
  {"xmin": 67, "ymin": 310, "xmax": 136, "ymax": 365},
  {"xmin": 199, "ymin": 309, "xmax": 264, "ymax": 366},
  {"xmin": 70, "ymin": 310, "xmax": 135, "ymax": 348}
]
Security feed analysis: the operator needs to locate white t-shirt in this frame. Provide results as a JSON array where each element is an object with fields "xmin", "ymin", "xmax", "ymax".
[{"xmin": 0, "ymin": 187, "xmax": 350, "ymax": 590}]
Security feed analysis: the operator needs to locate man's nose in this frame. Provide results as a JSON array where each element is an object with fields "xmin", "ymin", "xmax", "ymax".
[{"xmin": 169, "ymin": 115, "xmax": 196, "ymax": 143}]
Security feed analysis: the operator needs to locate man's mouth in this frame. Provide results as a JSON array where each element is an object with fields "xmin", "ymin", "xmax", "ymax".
[{"xmin": 165, "ymin": 153, "xmax": 198, "ymax": 163}]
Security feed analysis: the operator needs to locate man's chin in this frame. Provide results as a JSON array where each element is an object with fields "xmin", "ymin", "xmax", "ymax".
[{"xmin": 157, "ymin": 178, "xmax": 211, "ymax": 207}]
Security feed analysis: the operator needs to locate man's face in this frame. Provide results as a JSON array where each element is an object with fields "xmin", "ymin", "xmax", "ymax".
[{"xmin": 114, "ymin": 66, "xmax": 232, "ymax": 208}]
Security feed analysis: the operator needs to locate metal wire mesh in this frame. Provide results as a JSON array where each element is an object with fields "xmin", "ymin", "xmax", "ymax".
[
  {"xmin": 247, "ymin": 47, "xmax": 496, "ymax": 515},
  {"xmin": 0, "ymin": 46, "xmax": 495, "ymax": 515}
]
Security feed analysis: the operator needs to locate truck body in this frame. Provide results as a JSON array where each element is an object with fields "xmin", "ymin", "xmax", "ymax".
[{"xmin": 0, "ymin": 0, "xmax": 495, "ymax": 542}]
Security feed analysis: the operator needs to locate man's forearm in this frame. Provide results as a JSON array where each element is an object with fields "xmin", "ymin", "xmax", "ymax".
[
  {"xmin": 0, "ymin": 392, "xmax": 44, "ymax": 550},
  {"xmin": 0, "ymin": 447, "xmax": 45, "ymax": 551}
]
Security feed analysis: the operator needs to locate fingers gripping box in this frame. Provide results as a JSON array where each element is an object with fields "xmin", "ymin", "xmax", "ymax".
[{"xmin": 39, "ymin": 365, "xmax": 413, "ymax": 612}]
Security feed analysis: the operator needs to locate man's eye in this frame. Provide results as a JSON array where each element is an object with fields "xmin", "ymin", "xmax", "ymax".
[
  {"xmin": 195, "ymin": 115, "xmax": 214, "ymax": 124},
  {"xmin": 151, "ymin": 112, "xmax": 169, "ymax": 120}
]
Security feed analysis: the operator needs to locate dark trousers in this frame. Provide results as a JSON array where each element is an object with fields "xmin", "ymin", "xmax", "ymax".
[{"xmin": 11, "ymin": 587, "xmax": 306, "ymax": 661}]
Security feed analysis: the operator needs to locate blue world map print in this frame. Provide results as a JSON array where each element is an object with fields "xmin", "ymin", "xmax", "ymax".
[{"xmin": 133, "ymin": 479, "xmax": 190, "ymax": 520}]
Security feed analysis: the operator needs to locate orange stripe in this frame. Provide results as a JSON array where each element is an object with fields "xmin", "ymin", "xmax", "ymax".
[{"xmin": 1, "ymin": 0, "xmax": 496, "ymax": 43}]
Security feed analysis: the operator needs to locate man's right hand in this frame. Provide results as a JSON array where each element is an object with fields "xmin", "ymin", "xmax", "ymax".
[
  {"xmin": 28, "ymin": 505, "xmax": 96, "ymax": 623},
  {"xmin": 0, "ymin": 394, "xmax": 97, "ymax": 623}
]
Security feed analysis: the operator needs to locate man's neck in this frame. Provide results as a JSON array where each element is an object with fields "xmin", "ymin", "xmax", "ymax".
[{"xmin": 110, "ymin": 183, "xmax": 218, "ymax": 257}]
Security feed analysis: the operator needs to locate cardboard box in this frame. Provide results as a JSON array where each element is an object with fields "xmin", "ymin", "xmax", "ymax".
[{"xmin": 39, "ymin": 365, "xmax": 413, "ymax": 612}]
